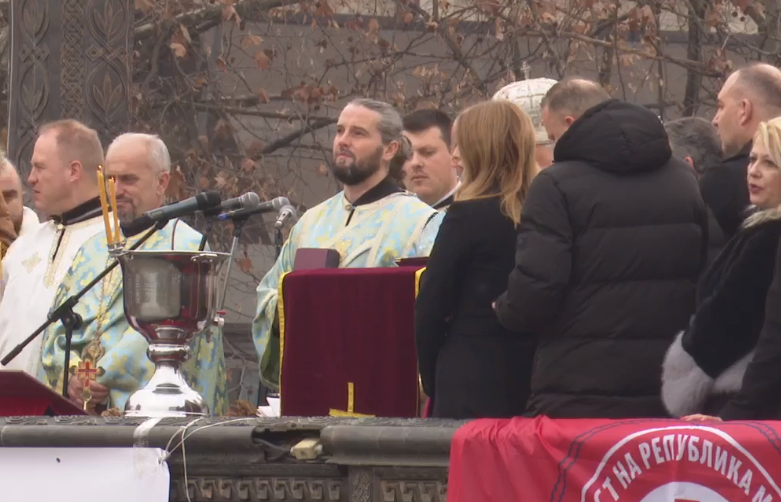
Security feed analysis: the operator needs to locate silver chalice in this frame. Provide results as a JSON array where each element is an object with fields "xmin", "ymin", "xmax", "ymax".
[{"xmin": 117, "ymin": 250, "xmax": 228, "ymax": 418}]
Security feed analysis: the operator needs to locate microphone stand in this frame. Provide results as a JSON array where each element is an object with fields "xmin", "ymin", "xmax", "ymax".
[
  {"xmin": 217, "ymin": 214, "xmax": 249, "ymax": 311},
  {"xmin": 199, "ymin": 211, "xmax": 218, "ymax": 252},
  {"xmin": 0, "ymin": 221, "xmax": 166, "ymax": 398},
  {"xmin": 274, "ymin": 227, "xmax": 283, "ymax": 260}
]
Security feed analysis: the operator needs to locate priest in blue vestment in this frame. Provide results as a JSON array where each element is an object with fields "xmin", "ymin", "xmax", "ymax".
[
  {"xmin": 253, "ymin": 98, "xmax": 444, "ymax": 389},
  {"xmin": 39, "ymin": 133, "xmax": 228, "ymax": 415}
]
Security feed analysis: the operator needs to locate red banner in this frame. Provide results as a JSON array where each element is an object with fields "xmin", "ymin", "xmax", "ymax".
[
  {"xmin": 279, "ymin": 267, "xmax": 423, "ymax": 417},
  {"xmin": 448, "ymin": 417, "xmax": 781, "ymax": 502}
]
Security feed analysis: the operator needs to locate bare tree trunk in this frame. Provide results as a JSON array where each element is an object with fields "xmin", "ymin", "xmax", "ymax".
[{"xmin": 682, "ymin": 0, "xmax": 706, "ymax": 116}]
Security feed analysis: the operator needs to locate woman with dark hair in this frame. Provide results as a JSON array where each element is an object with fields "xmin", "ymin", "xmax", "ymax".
[{"xmin": 415, "ymin": 100, "xmax": 538, "ymax": 418}]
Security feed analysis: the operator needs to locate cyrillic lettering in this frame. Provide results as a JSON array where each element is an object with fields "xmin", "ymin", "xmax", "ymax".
[
  {"xmin": 752, "ymin": 485, "xmax": 772, "ymax": 502},
  {"xmin": 688, "ymin": 436, "xmax": 700, "ymax": 462},
  {"xmin": 739, "ymin": 469, "xmax": 753, "ymax": 494},
  {"xmin": 727, "ymin": 456, "xmax": 743, "ymax": 484},
  {"xmin": 602, "ymin": 477, "xmax": 619, "ymax": 501},
  {"xmin": 676, "ymin": 435, "xmax": 688, "ymax": 460},
  {"xmin": 613, "ymin": 461, "xmax": 631, "ymax": 489},
  {"xmin": 714, "ymin": 447, "xmax": 728, "ymax": 476},
  {"xmin": 700, "ymin": 440, "xmax": 713, "ymax": 467},
  {"xmin": 662, "ymin": 435, "xmax": 675, "ymax": 461},
  {"xmin": 624, "ymin": 452, "xmax": 642, "ymax": 479},
  {"xmin": 638, "ymin": 442, "xmax": 652, "ymax": 469},
  {"xmin": 651, "ymin": 437, "xmax": 665, "ymax": 464}
]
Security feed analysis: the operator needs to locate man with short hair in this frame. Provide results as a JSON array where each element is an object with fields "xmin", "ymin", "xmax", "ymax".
[
  {"xmin": 254, "ymin": 98, "xmax": 443, "ymax": 389},
  {"xmin": 664, "ymin": 117, "xmax": 722, "ymax": 177},
  {"xmin": 495, "ymin": 78, "xmax": 708, "ymax": 419},
  {"xmin": 0, "ymin": 120, "xmax": 106, "ymax": 376},
  {"xmin": 493, "ymin": 77, "xmax": 557, "ymax": 169},
  {"xmin": 0, "ymin": 159, "xmax": 39, "ymax": 239},
  {"xmin": 703, "ymin": 63, "xmax": 781, "ymax": 260},
  {"xmin": 38, "ymin": 133, "xmax": 228, "ymax": 415},
  {"xmin": 402, "ymin": 109, "xmax": 459, "ymax": 210}
]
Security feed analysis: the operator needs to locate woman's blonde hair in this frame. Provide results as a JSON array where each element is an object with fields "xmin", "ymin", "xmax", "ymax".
[
  {"xmin": 754, "ymin": 116, "xmax": 781, "ymax": 170},
  {"xmin": 454, "ymin": 100, "xmax": 538, "ymax": 226}
]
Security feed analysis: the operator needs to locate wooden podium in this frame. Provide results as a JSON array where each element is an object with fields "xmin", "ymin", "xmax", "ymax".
[{"xmin": 0, "ymin": 371, "xmax": 86, "ymax": 416}]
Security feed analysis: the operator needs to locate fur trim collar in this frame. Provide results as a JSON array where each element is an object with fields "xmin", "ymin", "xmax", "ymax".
[
  {"xmin": 743, "ymin": 205, "xmax": 781, "ymax": 229},
  {"xmin": 661, "ymin": 331, "xmax": 753, "ymax": 417}
]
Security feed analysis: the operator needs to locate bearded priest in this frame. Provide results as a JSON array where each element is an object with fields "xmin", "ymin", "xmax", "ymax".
[
  {"xmin": 38, "ymin": 133, "xmax": 227, "ymax": 416},
  {"xmin": 0, "ymin": 120, "xmax": 106, "ymax": 377},
  {"xmin": 253, "ymin": 98, "xmax": 444, "ymax": 391}
]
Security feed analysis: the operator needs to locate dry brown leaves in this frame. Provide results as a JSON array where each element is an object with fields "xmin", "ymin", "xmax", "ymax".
[{"xmin": 227, "ymin": 399, "xmax": 257, "ymax": 417}]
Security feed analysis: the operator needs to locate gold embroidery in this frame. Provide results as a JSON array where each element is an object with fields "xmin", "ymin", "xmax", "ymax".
[
  {"xmin": 43, "ymin": 217, "xmax": 104, "ymax": 288},
  {"xmin": 44, "ymin": 226, "xmax": 69, "ymax": 288},
  {"xmin": 328, "ymin": 382, "xmax": 374, "ymax": 417},
  {"xmin": 22, "ymin": 252, "xmax": 41, "ymax": 273}
]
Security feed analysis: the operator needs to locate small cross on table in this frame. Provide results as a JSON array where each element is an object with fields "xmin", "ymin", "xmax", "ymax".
[
  {"xmin": 328, "ymin": 382, "xmax": 374, "ymax": 418},
  {"xmin": 71, "ymin": 360, "xmax": 105, "ymax": 411}
]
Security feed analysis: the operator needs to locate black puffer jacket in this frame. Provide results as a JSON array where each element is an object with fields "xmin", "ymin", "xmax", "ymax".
[{"xmin": 495, "ymin": 99, "xmax": 708, "ymax": 419}]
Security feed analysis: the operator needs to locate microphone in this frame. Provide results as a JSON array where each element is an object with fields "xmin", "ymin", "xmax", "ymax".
[
  {"xmin": 141, "ymin": 191, "xmax": 222, "ymax": 223},
  {"xmin": 204, "ymin": 192, "xmax": 261, "ymax": 217},
  {"xmin": 274, "ymin": 205, "xmax": 297, "ymax": 229},
  {"xmin": 217, "ymin": 196, "xmax": 289, "ymax": 221}
]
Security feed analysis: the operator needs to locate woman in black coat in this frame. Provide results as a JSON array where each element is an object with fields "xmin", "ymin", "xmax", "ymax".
[
  {"xmin": 663, "ymin": 116, "xmax": 781, "ymax": 420},
  {"xmin": 415, "ymin": 100, "xmax": 538, "ymax": 419}
]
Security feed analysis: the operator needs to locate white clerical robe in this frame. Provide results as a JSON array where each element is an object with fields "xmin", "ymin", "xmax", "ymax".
[
  {"xmin": 18, "ymin": 207, "xmax": 41, "ymax": 237},
  {"xmin": 0, "ymin": 215, "xmax": 104, "ymax": 375}
]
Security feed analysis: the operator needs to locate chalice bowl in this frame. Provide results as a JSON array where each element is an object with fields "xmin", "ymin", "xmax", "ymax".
[{"xmin": 117, "ymin": 250, "xmax": 228, "ymax": 418}]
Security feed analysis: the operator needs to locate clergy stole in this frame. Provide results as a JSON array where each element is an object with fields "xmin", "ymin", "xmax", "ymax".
[
  {"xmin": 0, "ymin": 217, "xmax": 104, "ymax": 376},
  {"xmin": 277, "ymin": 266, "xmax": 425, "ymax": 417}
]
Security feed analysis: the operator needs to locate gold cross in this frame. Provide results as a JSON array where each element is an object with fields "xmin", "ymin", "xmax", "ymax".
[
  {"xmin": 328, "ymin": 382, "xmax": 374, "ymax": 418},
  {"xmin": 70, "ymin": 360, "xmax": 106, "ymax": 411},
  {"xmin": 22, "ymin": 252, "xmax": 41, "ymax": 273}
]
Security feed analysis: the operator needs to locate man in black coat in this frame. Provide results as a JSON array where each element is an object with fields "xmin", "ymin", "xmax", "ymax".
[
  {"xmin": 702, "ymin": 63, "xmax": 781, "ymax": 264},
  {"xmin": 494, "ymin": 78, "xmax": 708, "ymax": 419}
]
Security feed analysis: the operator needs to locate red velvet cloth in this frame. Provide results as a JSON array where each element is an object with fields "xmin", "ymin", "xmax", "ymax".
[
  {"xmin": 279, "ymin": 267, "xmax": 422, "ymax": 417},
  {"xmin": 0, "ymin": 371, "xmax": 86, "ymax": 416},
  {"xmin": 448, "ymin": 416, "xmax": 781, "ymax": 502}
]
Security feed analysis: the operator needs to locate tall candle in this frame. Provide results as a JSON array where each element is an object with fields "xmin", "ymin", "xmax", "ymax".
[
  {"xmin": 97, "ymin": 168, "xmax": 113, "ymax": 245},
  {"xmin": 108, "ymin": 177, "xmax": 120, "ymax": 244}
]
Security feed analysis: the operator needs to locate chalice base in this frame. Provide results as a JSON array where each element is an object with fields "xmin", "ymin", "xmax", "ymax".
[{"xmin": 124, "ymin": 364, "xmax": 209, "ymax": 418}]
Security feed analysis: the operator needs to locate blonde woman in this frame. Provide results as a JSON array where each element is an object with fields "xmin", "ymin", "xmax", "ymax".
[
  {"xmin": 663, "ymin": 116, "xmax": 781, "ymax": 421},
  {"xmin": 415, "ymin": 100, "xmax": 538, "ymax": 418}
]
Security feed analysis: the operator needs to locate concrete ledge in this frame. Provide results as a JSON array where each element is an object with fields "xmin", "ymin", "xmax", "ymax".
[{"xmin": 0, "ymin": 416, "xmax": 455, "ymax": 501}]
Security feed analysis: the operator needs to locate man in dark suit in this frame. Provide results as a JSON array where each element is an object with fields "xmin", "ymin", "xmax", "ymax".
[
  {"xmin": 703, "ymin": 63, "xmax": 781, "ymax": 263},
  {"xmin": 402, "ymin": 110, "xmax": 459, "ymax": 210}
]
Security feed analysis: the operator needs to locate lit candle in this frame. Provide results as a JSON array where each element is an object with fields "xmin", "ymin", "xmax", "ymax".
[
  {"xmin": 108, "ymin": 177, "xmax": 120, "ymax": 244},
  {"xmin": 97, "ymin": 167, "xmax": 113, "ymax": 245}
]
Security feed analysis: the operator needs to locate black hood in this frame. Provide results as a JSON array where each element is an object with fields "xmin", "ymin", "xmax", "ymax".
[{"xmin": 553, "ymin": 99, "xmax": 672, "ymax": 174}]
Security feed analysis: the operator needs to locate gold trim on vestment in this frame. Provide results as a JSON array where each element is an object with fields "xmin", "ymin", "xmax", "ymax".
[
  {"xmin": 277, "ymin": 271, "xmax": 289, "ymax": 411},
  {"xmin": 415, "ymin": 267, "xmax": 427, "ymax": 415}
]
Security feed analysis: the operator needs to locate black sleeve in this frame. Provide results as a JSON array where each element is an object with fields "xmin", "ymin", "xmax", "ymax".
[
  {"xmin": 720, "ymin": 235, "xmax": 781, "ymax": 420},
  {"xmin": 699, "ymin": 165, "xmax": 747, "ymax": 238},
  {"xmin": 495, "ymin": 172, "xmax": 573, "ymax": 333},
  {"xmin": 414, "ymin": 203, "xmax": 471, "ymax": 397}
]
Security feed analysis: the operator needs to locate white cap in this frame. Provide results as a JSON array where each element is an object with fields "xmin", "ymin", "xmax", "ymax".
[{"xmin": 493, "ymin": 78, "xmax": 557, "ymax": 144}]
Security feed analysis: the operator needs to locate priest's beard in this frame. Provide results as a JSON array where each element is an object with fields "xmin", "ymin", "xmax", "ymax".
[
  {"xmin": 331, "ymin": 146, "xmax": 383, "ymax": 186},
  {"xmin": 115, "ymin": 197, "xmax": 137, "ymax": 223}
]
